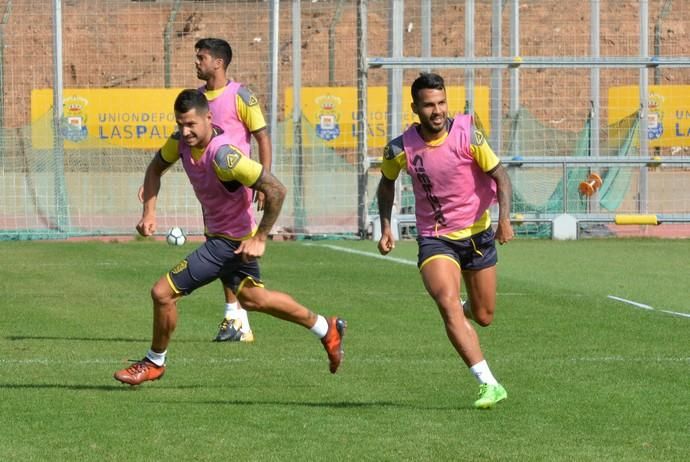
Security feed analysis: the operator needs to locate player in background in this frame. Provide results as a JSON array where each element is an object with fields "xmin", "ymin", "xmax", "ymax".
[
  {"xmin": 196, "ymin": 38, "xmax": 272, "ymax": 343},
  {"xmin": 115, "ymin": 89, "xmax": 346, "ymax": 386},
  {"xmin": 376, "ymin": 73, "xmax": 513, "ymax": 409},
  {"xmin": 141, "ymin": 38, "xmax": 270, "ymax": 343}
]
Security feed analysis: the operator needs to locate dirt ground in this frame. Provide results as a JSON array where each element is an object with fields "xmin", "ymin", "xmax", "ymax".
[{"xmin": 3, "ymin": 0, "xmax": 689, "ymax": 130}]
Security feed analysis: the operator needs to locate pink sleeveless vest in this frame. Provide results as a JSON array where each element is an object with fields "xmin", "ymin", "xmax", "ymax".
[
  {"xmin": 403, "ymin": 115, "xmax": 496, "ymax": 237},
  {"xmin": 199, "ymin": 81, "xmax": 252, "ymax": 156},
  {"xmin": 179, "ymin": 132, "xmax": 255, "ymax": 239}
]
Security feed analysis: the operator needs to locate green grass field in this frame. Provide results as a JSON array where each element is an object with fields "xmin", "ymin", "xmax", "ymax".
[{"xmin": 1, "ymin": 238, "xmax": 688, "ymax": 461}]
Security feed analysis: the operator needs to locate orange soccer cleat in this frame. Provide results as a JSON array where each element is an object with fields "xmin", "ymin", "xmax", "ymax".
[
  {"xmin": 320, "ymin": 317, "xmax": 347, "ymax": 374},
  {"xmin": 114, "ymin": 358, "xmax": 166, "ymax": 385}
]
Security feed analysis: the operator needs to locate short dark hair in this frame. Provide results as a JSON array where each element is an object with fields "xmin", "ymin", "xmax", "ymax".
[
  {"xmin": 174, "ymin": 89, "xmax": 209, "ymax": 115},
  {"xmin": 195, "ymin": 38, "xmax": 233, "ymax": 69},
  {"xmin": 411, "ymin": 72, "xmax": 446, "ymax": 103}
]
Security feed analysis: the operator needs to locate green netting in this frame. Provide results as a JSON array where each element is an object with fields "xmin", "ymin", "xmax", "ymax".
[
  {"xmin": 598, "ymin": 113, "xmax": 639, "ymax": 211},
  {"xmin": 0, "ymin": 109, "xmax": 641, "ymax": 241},
  {"xmin": 507, "ymin": 109, "xmax": 639, "ymax": 236},
  {"xmin": 508, "ymin": 108, "xmax": 590, "ymax": 216}
]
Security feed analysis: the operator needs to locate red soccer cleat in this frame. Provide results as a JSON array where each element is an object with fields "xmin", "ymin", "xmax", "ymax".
[
  {"xmin": 114, "ymin": 358, "xmax": 166, "ymax": 385},
  {"xmin": 321, "ymin": 317, "xmax": 347, "ymax": 374}
]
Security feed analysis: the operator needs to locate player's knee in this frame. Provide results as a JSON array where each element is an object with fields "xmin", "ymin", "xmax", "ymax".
[
  {"xmin": 150, "ymin": 279, "xmax": 174, "ymax": 305},
  {"xmin": 434, "ymin": 295, "xmax": 464, "ymax": 326},
  {"xmin": 463, "ymin": 298, "xmax": 495, "ymax": 326},
  {"xmin": 474, "ymin": 312, "xmax": 494, "ymax": 327},
  {"xmin": 432, "ymin": 290, "xmax": 458, "ymax": 310},
  {"xmin": 473, "ymin": 305, "xmax": 495, "ymax": 326}
]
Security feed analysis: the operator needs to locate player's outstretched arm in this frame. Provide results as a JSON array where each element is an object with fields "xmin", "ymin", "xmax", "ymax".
[
  {"xmin": 489, "ymin": 164, "xmax": 514, "ymax": 245},
  {"xmin": 137, "ymin": 159, "xmax": 173, "ymax": 203},
  {"xmin": 377, "ymin": 175, "xmax": 397, "ymax": 255},
  {"xmin": 252, "ymin": 128, "xmax": 272, "ymax": 211},
  {"xmin": 136, "ymin": 153, "xmax": 168, "ymax": 237}
]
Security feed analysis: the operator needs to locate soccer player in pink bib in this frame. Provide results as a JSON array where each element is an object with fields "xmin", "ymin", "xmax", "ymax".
[
  {"xmin": 115, "ymin": 89, "xmax": 346, "ymax": 385},
  {"xmin": 138, "ymin": 38, "xmax": 271, "ymax": 343},
  {"xmin": 376, "ymin": 73, "xmax": 514, "ymax": 409}
]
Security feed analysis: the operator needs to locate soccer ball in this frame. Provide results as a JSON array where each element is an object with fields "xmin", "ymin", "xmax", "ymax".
[{"xmin": 166, "ymin": 227, "xmax": 186, "ymax": 246}]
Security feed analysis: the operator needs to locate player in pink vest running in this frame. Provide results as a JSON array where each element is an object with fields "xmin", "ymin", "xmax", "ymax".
[
  {"xmin": 140, "ymin": 38, "xmax": 270, "ymax": 343},
  {"xmin": 376, "ymin": 73, "xmax": 514, "ymax": 409},
  {"xmin": 115, "ymin": 90, "xmax": 346, "ymax": 386}
]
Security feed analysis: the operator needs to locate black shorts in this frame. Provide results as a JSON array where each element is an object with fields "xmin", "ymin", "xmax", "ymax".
[
  {"xmin": 417, "ymin": 227, "xmax": 498, "ymax": 271},
  {"xmin": 167, "ymin": 236, "xmax": 262, "ymax": 296}
]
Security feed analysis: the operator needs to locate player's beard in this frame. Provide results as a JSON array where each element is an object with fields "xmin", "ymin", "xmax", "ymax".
[
  {"xmin": 421, "ymin": 113, "xmax": 447, "ymax": 135},
  {"xmin": 196, "ymin": 68, "xmax": 210, "ymax": 81}
]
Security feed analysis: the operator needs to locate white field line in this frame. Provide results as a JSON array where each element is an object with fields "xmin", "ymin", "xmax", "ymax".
[
  {"xmin": 607, "ymin": 295, "xmax": 654, "ymax": 311},
  {"xmin": 305, "ymin": 243, "xmax": 529, "ymax": 296},
  {"xmin": 659, "ymin": 310, "xmax": 690, "ymax": 319},
  {"xmin": 607, "ymin": 295, "xmax": 690, "ymax": 319},
  {"xmin": 304, "ymin": 243, "xmax": 417, "ymax": 266}
]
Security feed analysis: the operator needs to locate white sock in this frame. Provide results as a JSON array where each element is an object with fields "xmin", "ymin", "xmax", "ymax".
[
  {"xmin": 238, "ymin": 306, "xmax": 252, "ymax": 333},
  {"xmin": 470, "ymin": 359, "xmax": 498, "ymax": 385},
  {"xmin": 146, "ymin": 349, "xmax": 167, "ymax": 367},
  {"xmin": 223, "ymin": 302, "xmax": 239, "ymax": 320},
  {"xmin": 309, "ymin": 315, "xmax": 329, "ymax": 338}
]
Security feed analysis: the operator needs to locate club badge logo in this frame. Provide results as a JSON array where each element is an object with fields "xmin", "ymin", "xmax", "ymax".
[
  {"xmin": 647, "ymin": 92, "xmax": 664, "ymax": 141},
  {"xmin": 61, "ymin": 95, "xmax": 89, "ymax": 142},
  {"xmin": 315, "ymin": 94, "xmax": 341, "ymax": 142}
]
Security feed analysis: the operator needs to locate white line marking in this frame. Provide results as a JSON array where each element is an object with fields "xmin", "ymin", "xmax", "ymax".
[
  {"xmin": 306, "ymin": 243, "xmax": 528, "ymax": 296},
  {"xmin": 607, "ymin": 295, "xmax": 690, "ymax": 319},
  {"xmin": 607, "ymin": 295, "xmax": 654, "ymax": 311},
  {"xmin": 304, "ymin": 243, "xmax": 417, "ymax": 266},
  {"xmin": 569, "ymin": 356, "xmax": 690, "ymax": 363},
  {"xmin": 660, "ymin": 310, "xmax": 690, "ymax": 319}
]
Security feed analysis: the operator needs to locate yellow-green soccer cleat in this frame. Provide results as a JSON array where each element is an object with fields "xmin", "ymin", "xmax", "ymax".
[{"xmin": 474, "ymin": 383, "xmax": 508, "ymax": 409}]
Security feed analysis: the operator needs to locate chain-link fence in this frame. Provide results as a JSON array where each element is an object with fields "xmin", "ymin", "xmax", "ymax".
[{"xmin": 1, "ymin": 0, "xmax": 689, "ymax": 240}]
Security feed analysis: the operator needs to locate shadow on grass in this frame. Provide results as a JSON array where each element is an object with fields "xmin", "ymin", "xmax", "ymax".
[
  {"xmin": 5, "ymin": 335, "xmax": 198, "ymax": 343},
  {"xmin": 0, "ymin": 384, "xmax": 469, "ymax": 410},
  {"xmin": 159, "ymin": 398, "xmax": 465, "ymax": 411},
  {"xmin": 0, "ymin": 383, "xmax": 210, "ymax": 391}
]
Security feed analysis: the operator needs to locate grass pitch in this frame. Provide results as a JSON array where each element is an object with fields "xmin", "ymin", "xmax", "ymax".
[{"xmin": 0, "ymin": 238, "xmax": 688, "ymax": 461}]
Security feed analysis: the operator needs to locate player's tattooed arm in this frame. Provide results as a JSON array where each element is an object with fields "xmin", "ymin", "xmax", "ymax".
[
  {"xmin": 488, "ymin": 163, "xmax": 515, "ymax": 245},
  {"xmin": 376, "ymin": 175, "xmax": 397, "ymax": 255},
  {"xmin": 488, "ymin": 164, "xmax": 512, "ymax": 223},
  {"xmin": 252, "ymin": 170, "xmax": 287, "ymax": 238},
  {"xmin": 377, "ymin": 176, "xmax": 396, "ymax": 227}
]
